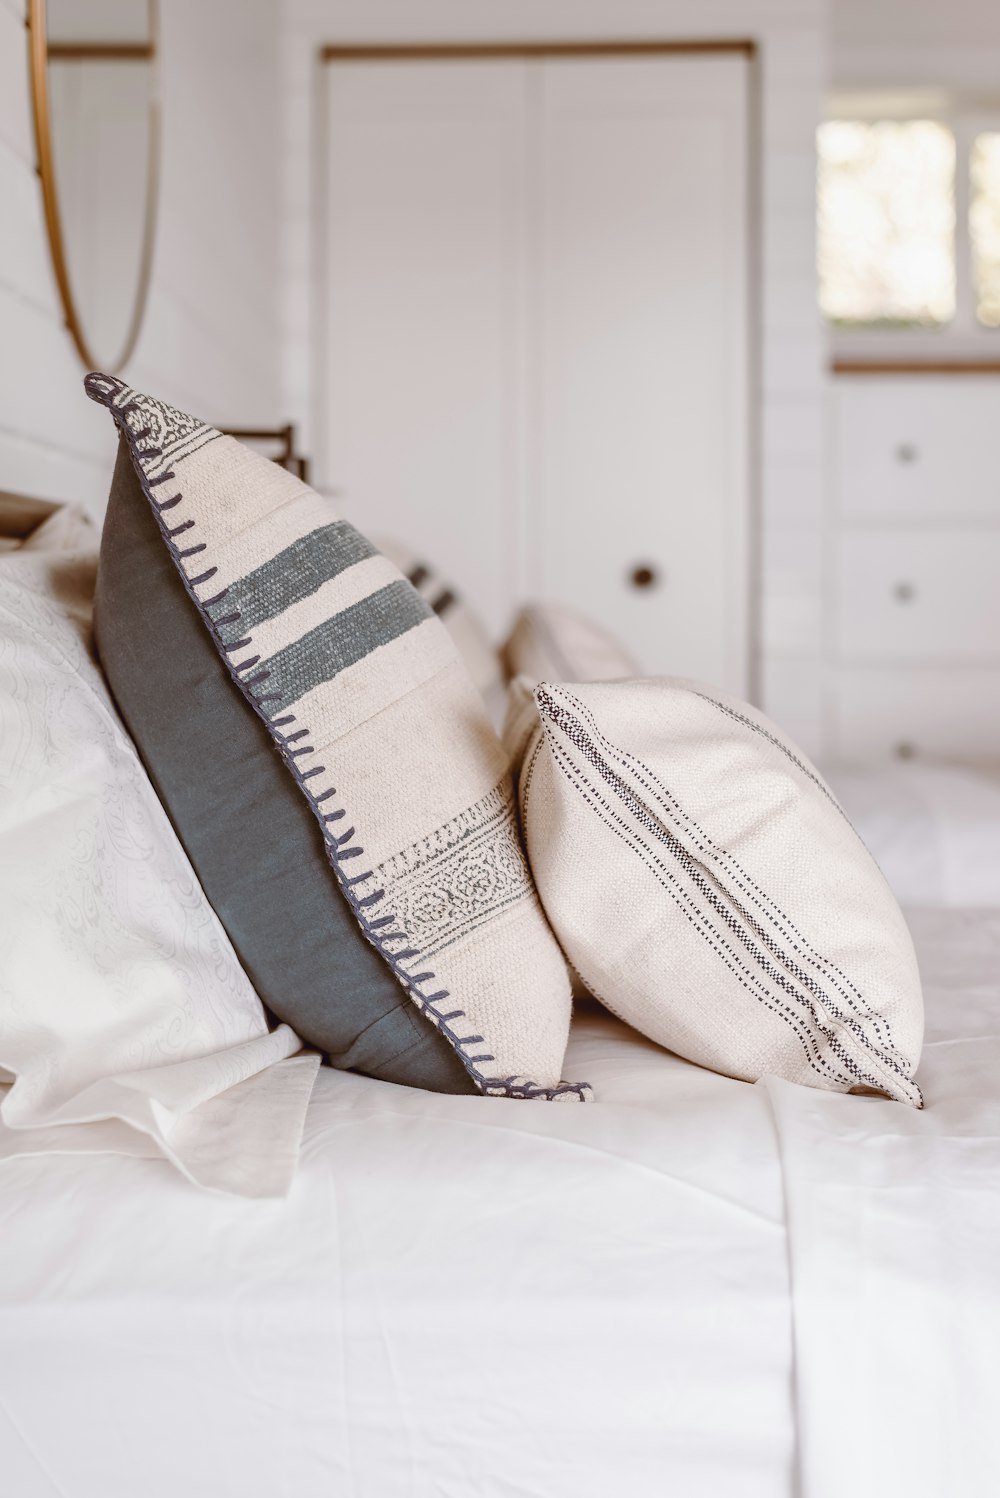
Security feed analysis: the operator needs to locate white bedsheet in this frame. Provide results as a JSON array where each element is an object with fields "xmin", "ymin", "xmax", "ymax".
[
  {"xmin": 1, "ymin": 910, "xmax": 998, "ymax": 1497},
  {"xmin": 0, "ymin": 1023, "xmax": 793, "ymax": 1496},
  {"xmin": 824, "ymin": 761, "xmax": 1000, "ymax": 908},
  {"xmin": 767, "ymin": 906, "xmax": 1000, "ymax": 1498}
]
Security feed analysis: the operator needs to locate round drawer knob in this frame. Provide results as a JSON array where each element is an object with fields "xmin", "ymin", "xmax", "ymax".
[
  {"xmin": 896, "ymin": 443, "xmax": 919, "ymax": 464},
  {"xmin": 893, "ymin": 581, "xmax": 916, "ymax": 603},
  {"xmin": 629, "ymin": 563, "xmax": 660, "ymax": 591},
  {"xmin": 895, "ymin": 741, "xmax": 917, "ymax": 761}
]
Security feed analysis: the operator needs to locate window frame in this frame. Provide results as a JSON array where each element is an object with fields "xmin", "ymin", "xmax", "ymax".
[{"xmin": 823, "ymin": 90, "xmax": 1000, "ymax": 363}]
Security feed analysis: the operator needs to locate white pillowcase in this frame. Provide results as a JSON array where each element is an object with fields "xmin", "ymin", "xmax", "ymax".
[
  {"xmin": 515, "ymin": 678, "xmax": 925, "ymax": 1106},
  {"xmin": 502, "ymin": 603, "xmax": 638, "ymax": 687},
  {"xmin": 0, "ymin": 511, "xmax": 319, "ymax": 1195}
]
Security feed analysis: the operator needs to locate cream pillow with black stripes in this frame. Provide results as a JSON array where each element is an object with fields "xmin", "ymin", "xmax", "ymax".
[
  {"xmin": 513, "ymin": 677, "xmax": 924, "ymax": 1105},
  {"xmin": 86, "ymin": 373, "xmax": 588, "ymax": 1103}
]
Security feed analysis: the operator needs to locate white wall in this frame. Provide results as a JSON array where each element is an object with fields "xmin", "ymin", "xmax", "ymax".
[
  {"xmin": 277, "ymin": 0, "xmax": 831, "ymax": 754},
  {"xmin": 833, "ymin": 0, "xmax": 1000, "ymax": 90},
  {"xmin": 0, "ymin": 0, "xmax": 282, "ymax": 518},
  {"xmin": 1, "ymin": 0, "xmax": 832, "ymax": 752}
]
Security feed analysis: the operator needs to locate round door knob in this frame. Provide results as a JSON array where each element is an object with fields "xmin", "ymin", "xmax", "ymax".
[
  {"xmin": 895, "ymin": 741, "xmax": 916, "ymax": 761},
  {"xmin": 893, "ymin": 581, "xmax": 916, "ymax": 603},
  {"xmin": 629, "ymin": 563, "xmax": 660, "ymax": 590},
  {"xmin": 896, "ymin": 443, "xmax": 919, "ymax": 464}
]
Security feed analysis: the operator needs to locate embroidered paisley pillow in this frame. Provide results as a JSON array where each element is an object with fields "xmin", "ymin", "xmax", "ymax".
[{"xmin": 86, "ymin": 373, "xmax": 587, "ymax": 1102}]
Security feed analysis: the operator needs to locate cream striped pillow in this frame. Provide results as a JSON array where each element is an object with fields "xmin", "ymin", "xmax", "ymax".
[
  {"xmin": 85, "ymin": 374, "xmax": 588, "ymax": 1103},
  {"xmin": 514, "ymin": 677, "xmax": 924, "ymax": 1106}
]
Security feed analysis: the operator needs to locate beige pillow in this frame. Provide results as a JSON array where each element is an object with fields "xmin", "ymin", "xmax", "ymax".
[
  {"xmin": 502, "ymin": 603, "xmax": 638, "ymax": 687},
  {"xmin": 375, "ymin": 536, "xmax": 505, "ymax": 728},
  {"xmin": 514, "ymin": 677, "xmax": 924, "ymax": 1106}
]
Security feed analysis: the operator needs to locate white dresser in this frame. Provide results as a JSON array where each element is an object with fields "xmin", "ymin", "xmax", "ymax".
[{"xmin": 828, "ymin": 375, "xmax": 1000, "ymax": 762}]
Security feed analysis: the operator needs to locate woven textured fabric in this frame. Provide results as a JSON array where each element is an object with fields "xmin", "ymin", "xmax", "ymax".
[
  {"xmin": 502, "ymin": 603, "xmax": 638, "ymax": 688},
  {"xmin": 516, "ymin": 678, "xmax": 924, "ymax": 1106},
  {"xmin": 374, "ymin": 536, "xmax": 506, "ymax": 729},
  {"xmin": 96, "ymin": 439, "xmax": 474, "ymax": 1095},
  {"xmin": 86, "ymin": 374, "xmax": 586, "ymax": 1102}
]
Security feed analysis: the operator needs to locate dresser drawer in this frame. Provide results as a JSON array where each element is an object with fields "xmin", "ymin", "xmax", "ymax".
[
  {"xmin": 833, "ymin": 378, "xmax": 1000, "ymax": 521},
  {"xmin": 831, "ymin": 667, "xmax": 1000, "ymax": 763},
  {"xmin": 835, "ymin": 530, "xmax": 1000, "ymax": 663}
]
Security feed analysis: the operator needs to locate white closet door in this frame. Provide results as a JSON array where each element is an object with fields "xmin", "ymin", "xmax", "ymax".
[
  {"xmin": 323, "ymin": 54, "xmax": 750, "ymax": 679},
  {"xmin": 534, "ymin": 56, "xmax": 749, "ymax": 690},
  {"xmin": 323, "ymin": 62, "xmax": 527, "ymax": 634}
]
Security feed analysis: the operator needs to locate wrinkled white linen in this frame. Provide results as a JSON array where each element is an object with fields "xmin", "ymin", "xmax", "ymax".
[
  {"xmin": 825, "ymin": 761, "xmax": 1000, "ymax": 908},
  {"xmin": 767, "ymin": 907, "xmax": 1000, "ymax": 1498},
  {"xmin": 0, "ymin": 514, "xmax": 318, "ymax": 1197},
  {"xmin": 1, "ymin": 910, "xmax": 995, "ymax": 1496},
  {"xmin": 0, "ymin": 1008, "xmax": 795, "ymax": 1498}
]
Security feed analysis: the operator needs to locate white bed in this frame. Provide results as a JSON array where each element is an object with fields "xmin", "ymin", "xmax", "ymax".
[
  {"xmin": 825, "ymin": 761, "xmax": 1000, "ymax": 908},
  {"xmin": 2, "ymin": 907, "xmax": 998, "ymax": 1498}
]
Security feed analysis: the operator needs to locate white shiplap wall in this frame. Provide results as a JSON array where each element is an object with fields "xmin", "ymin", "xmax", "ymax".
[
  {"xmin": 833, "ymin": 0, "xmax": 1000, "ymax": 92},
  {"xmin": 0, "ymin": 0, "xmax": 282, "ymax": 519},
  {"xmin": 277, "ymin": 0, "xmax": 830, "ymax": 755}
]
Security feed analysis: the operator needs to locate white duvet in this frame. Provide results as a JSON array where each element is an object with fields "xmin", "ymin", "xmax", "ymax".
[
  {"xmin": 1, "ymin": 909, "xmax": 997, "ymax": 1497},
  {"xmin": 0, "ymin": 511, "xmax": 318, "ymax": 1197},
  {"xmin": 825, "ymin": 761, "xmax": 1000, "ymax": 908}
]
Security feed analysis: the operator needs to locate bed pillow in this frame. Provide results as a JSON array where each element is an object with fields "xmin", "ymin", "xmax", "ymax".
[
  {"xmin": 515, "ymin": 678, "xmax": 924, "ymax": 1106},
  {"xmin": 97, "ymin": 437, "xmax": 473, "ymax": 1096},
  {"xmin": 376, "ymin": 535, "xmax": 506, "ymax": 728},
  {"xmin": 0, "ymin": 509, "xmax": 319, "ymax": 1196},
  {"xmin": 502, "ymin": 602, "xmax": 638, "ymax": 687},
  {"xmin": 86, "ymin": 373, "xmax": 586, "ymax": 1103}
]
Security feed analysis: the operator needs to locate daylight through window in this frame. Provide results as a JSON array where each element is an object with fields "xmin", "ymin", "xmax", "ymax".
[
  {"xmin": 971, "ymin": 133, "xmax": 1000, "ymax": 328},
  {"xmin": 817, "ymin": 120, "xmax": 956, "ymax": 327}
]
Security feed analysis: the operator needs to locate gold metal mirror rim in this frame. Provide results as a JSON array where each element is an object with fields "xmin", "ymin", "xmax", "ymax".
[{"xmin": 27, "ymin": 0, "xmax": 161, "ymax": 374}]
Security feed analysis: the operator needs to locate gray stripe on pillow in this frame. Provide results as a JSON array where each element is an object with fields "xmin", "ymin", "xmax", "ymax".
[
  {"xmin": 221, "ymin": 521, "xmax": 377, "ymax": 636},
  {"xmin": 260, "ymin": 579, "xmax": 433, "ymax": 711}
]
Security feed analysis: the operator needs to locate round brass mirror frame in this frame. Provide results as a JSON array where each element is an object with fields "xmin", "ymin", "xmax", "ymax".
[{"xmin": 26, "ymin": 0, "xmax": 160, "ymax": 373}]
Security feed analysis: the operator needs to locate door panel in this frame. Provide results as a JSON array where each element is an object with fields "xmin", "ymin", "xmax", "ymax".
[
  {"xmin": 324, "ymin": 62, "xmax": 526, "ymax": 634},
  {"xmin": 535, "ymin": 57, "xmax": 749, "ymax": 688},
  {"xmin": 323, "ymin": 53, "xmax": 750, "ymax": 683},
  {"xmin": 835, "ymin": 530, "xmax": 1000, "ymax": 663},
  {"xmin": 832, "ymin": 666, "xmax": 1000, "ymax": 763},
  {"xmin": 833, "ymin": 378, "xmax": 1000, "ymax": 522}
]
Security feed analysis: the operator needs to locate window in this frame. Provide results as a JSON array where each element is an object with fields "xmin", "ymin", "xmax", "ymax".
[
  {"xmin": 818, "ymin": 107, "xmax": 1000, "ymax": 336},
  {"xmin": 971, "ymin": 133, "xmax": 1000, "ymax": 327},
  {"xmin": 817, "ymin": 120, "xmax": 955, "ymax": 328}
]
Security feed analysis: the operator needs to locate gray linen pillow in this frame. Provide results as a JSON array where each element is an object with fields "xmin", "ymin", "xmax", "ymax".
[
  {"xmin": 88, "ymin": 373, "xmax": 584, "ymax": 1102},
  {"xmin": 96, "ymin": 435, "xmax": 476, "ymax": 1093}
]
